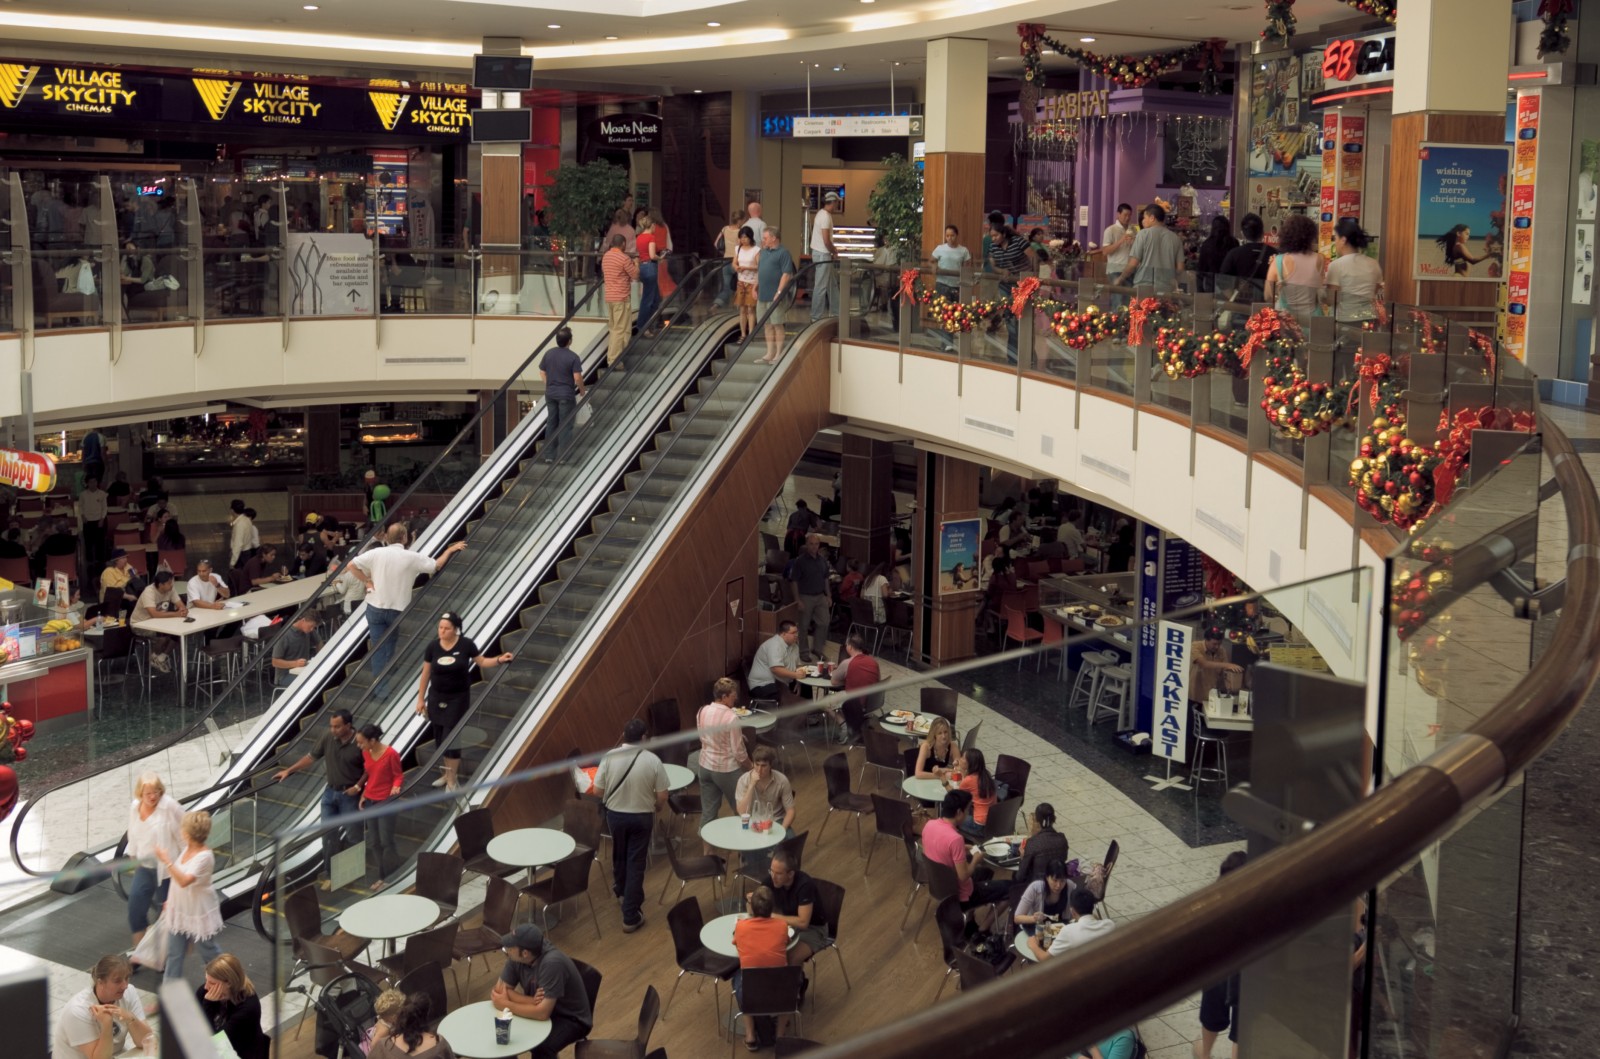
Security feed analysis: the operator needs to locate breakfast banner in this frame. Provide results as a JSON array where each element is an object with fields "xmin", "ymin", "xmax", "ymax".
[{"xmin": 1151, "ymin": 621, "xmax": 1192, "ymax": 764}]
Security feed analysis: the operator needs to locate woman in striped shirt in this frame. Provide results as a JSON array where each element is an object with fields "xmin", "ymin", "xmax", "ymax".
[{"xmin": 697, "ymin": 676, "xmax": 751, "ymax": 852}]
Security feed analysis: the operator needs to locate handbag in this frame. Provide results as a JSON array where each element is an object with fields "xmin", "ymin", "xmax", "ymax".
[{"xmin": 132, "ymin": 910, "xmax": 169, "ymax": 966}]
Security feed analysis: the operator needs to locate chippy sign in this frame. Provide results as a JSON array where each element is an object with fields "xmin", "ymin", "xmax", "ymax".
[
  {"xmin": 0, "ymin": 448, "xmax": 56, "ymax": 493},
  {"xmin": 1153, "ymin": 620, "xmax": 1192, "ymax": 763}
]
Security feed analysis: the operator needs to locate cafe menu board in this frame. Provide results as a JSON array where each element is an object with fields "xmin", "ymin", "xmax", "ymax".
[
  {"xmin": 0, "ymin": 61, "xmax": 473, "ymax": 140},
  {"xmin": 1504, "ymin": 92, "xmax": 1541, "ymax": 362},
  {"xmin": 1160, "ymin": 538, "xmax": 1206, "ymax": 613}
]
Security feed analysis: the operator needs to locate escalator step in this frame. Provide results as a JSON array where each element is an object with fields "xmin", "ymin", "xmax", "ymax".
[{"xmin": 537, "ymin": 580, "xmax": 605, "ymax": 607}]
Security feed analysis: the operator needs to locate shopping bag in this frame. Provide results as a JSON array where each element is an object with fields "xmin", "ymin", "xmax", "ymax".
[
  {"xmin": 576, "ymin": 399, "xmax": 593, "ymax": 426},
  {"xmin": 131, "ymin": 912, "xmax": 169, "ymax": 967}
]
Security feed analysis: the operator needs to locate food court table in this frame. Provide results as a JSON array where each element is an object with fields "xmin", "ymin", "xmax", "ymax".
[
  {"xmin": 700, "ymin": 816, "xmax": 787, "ymax": 853},
  {"xmin": 338, "ymin": 893, "xmax": 439, "ymax": 957},
  {"xmin": 901, "ymin": 775, "xmax": 947, "ymax": 805},
  {"xmin": 797, "ymin": 675, "xmax": 834, "ymax": 699},
  {"xmin": 879, "ymin": 713, "xmax": 936, "ymax": 741},
  {"xmin": 436, "ymin": 1000, "xmax": 552, "ymax": 1059},
  {"xmin": 664, "ymin": 763, "xmax": 696, "ymax": 791},
  {"xmin": 488, "ymin": 828, "xmax": 577, "ymax": 884},
  {"xmin": 1014, "ymin": 929, "xmax": 1043, "ymax": 964},
  {"xmin": 700, "ymin": 913, "xmax": 796, "ymax": 959},
  {"xmin": 735, "ymin": 707, "xmax": 777, "ymax": 733},
  {"xmin": 133, "ymin": 575, "xmax": 323, "ymax": 705}
]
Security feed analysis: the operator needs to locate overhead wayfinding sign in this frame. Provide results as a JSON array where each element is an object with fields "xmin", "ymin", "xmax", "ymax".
[{"xmin": 793, "ymin": 115, "xmax": 923, "ymax": 137}]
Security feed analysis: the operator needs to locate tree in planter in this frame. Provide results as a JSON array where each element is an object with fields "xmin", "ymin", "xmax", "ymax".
[
  {"xmin": 867, "ymin": 153, "xmax": 923, "ymax": 264},
  {"xmin": 544, "ymin": 160, "xmax": 629, "ymax": 254}
]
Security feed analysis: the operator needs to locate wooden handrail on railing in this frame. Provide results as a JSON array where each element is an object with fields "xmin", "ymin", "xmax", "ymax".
[{"xmin": 808, "ymin": 420, "xmax": 1600, "ymax": 1059}]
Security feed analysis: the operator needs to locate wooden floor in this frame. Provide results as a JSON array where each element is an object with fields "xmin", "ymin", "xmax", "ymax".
[{"xmin": 274, "ymin": 744, "xmax": 975, "ymax": 1058}]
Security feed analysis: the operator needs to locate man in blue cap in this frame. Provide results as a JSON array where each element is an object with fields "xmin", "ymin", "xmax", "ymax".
[{"xmin": 492, "ymin": 924, "xmax": 593, "ymax": 1057}]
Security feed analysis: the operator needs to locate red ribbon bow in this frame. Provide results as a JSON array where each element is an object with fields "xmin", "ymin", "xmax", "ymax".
[
  {"xmin": 1127, "ymin": 298, "xmax": 1155, "ymax": 347},
  {"xmin": 1346, "ymin": 351, "xmax": 1393, "ymax": 415},
  {"xmin": 1011, "ymin": 277, "xmax": 1040, "ymax": 316},
  {"xmin": 897, "ymin": 269, "xmax": 920, "ymax": 303},
  {"xmin": 1239, "ymin": 309, "xmax": 1294, "ymax": 369}
]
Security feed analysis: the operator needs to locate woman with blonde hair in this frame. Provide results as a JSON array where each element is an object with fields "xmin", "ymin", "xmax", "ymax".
[
  {"xmin": 157, "ymin": 809, "xmax": 224, "ymax": 980},
  {"xmin": 125, "ymin": 771, "xmax": 184, "ymax": 956},
  {"xmin": 198, "ymin": 953, "xmax": 271, "ymax": 1059},
  {"xmin": 914, "ymin": 716, "xmax": 959, "ymax": 779},
  {"xmin": 369, "ymin": 992, "xmax": 456, "ymax": 1058}
]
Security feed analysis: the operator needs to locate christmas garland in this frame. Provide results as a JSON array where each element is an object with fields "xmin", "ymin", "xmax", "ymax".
[
  {"xmin": 1263, "ymin": 0, "xmax": 1296, "ymax": 43},
  {"xmin": 1339, "ymin": 0, "xmax": 1397, "ymax": 24},
  {"xmin": 1016, "ymin": 24, "xmax": 1227, "ymax": 92},
  {"xmin": 1539, "ymin": 0, "xmax": 1573, "ymax": 57}
]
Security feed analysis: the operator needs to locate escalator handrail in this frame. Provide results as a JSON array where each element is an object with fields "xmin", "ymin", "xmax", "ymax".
[
  {"xmin": 800, "ymin": 419, "xmax": 1600, "ymax": 1059},
  {"xmin": 8, "ymin": 254, "xmax": 608, "ymax": 877}
]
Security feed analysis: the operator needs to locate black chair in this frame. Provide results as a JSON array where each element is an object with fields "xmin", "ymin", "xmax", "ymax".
[
  {"xmin": 838, "ymin": 697, "xmax": 870, "ymax": 751},
  {"xmin": 953, "ymin": 945, "xmax": 1014, "ymax": 992},
  {"xmin": 732, "ymin": 966, "xmax": 806, "ymax": 1055},
  {"xmin": 455, "ymin": 807, "xmax": 515, "ymax": 879},
  {"xmin": 283, "ymin": 883, "xmax": 367, "ymax": 963},
  {"xmin": 932, "ymin": 895, "xmax": 969, "ymax": 1001},
  {"xmin": 865, "ymin": 795, "xmax": 912, "ymax": 876},
  {"xmin": 898, "ymin": 829, "xmax": 929, "ymax": 931},
  {"xmin": 667, "ymin": 753, "xmax": 704, "ymax": 838},
  {"xmin": 994, "ymin": 753, "xmax": 1032, "ymax": 800},
  {"xmin": 575, "ymin": 985, "xmax": 660, "ymax": 1059},
  {"xmin": 807, "ymin": 878, "xmax": 851, "ymax": 1002},
  {"xmin": 1097, "ymin": 839, "xmax": 1121, "ymax": 914},
  {"xmin": 394, "ymin": 963, "xmax": 449, "ymax": 1030},
  {"xmin": 663, "ymin": 897, "xmax": 738, "ymax": 1035},
  {"xmin": 574, "ymin": 957, "xmax": 604, "ymax": 1029},
  {"xmin": 983, "ymin": 794, "xmax": 1026, "ymax": 841},
  {"xmin": 846, "ymin": 599, "xmax": 883, "ymax": 656},
  {"xmin": 920, "ymin": 688, "xmax": 958, "ymax": 726},
  {"xmin": 960, "ymin": 719, "xmax": 984, "ymax": 754},
  {"xmin": 661, "ymin": 836, "xmax": 726, "ymax": 906},
  {"xmin": 519, "ymin": 847, "xmax": 602, "ymax": 939},
  {"xmin": 916, "ymin": 851, "xmax": 963, "ymax": 944},
  {"xmin": 377, "ymin": 920, "xmax": 461, "ymax": 996},
  {"xmin": 453, "ymin": 874, "xmax": 519, "ymax": 989},
  {"xmin": 415, "ymin": 850, "xmax": 464, "ymax": 922},
  {"xmin": 816, "ymin": 753, "xmax": 874, "ymax": 856},
  {"xmin": 860, "ymin": 728, "xmax": 904, "ymax": 792}
]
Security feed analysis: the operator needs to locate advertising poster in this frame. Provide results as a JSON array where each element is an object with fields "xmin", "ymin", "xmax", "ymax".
[
  {"xmin": 936, "ymin": 518, "xmax": 984, "ymax": 596},
  {"xmin": 1580, "ymin": 140, "xmax": 1599, "ymax": 222},
  {"xmin": 1575, "ymin": 224, "xmax": 1594, "ymax": 304},
  {"xmin": 1318, "ymin": 113, "xmax": 1340, "ymax": 248},
  {"xmin": 1161, "ymin": 538, "xmax": 1205, "ymax": 612},
  {"xmin": 1339, "ymin": 115, "xmax": 1366, "ymax": 190},
  {"xmin": 1505, "ymin": 93, "xmax": 1541, "ymax": 362},
  {"xmin": 1136, "ymin": 526, "xmax": 1161, "ymax": 730},
  {"xmin": 1413, "ymin": 143, "xmax": 1509, "ymax": 282},
  {"xmin": 1247, "ymin": 56, "xmax": 1317, "ymax": 179},
  {"xmin": 54, "ymin": 572, "xmax": 70, "ymax": 607},
  {"xmin": 1150, "ymin": 621, "xmax": 1193, "ymax": 765},
  {"xmin": 286, "ymin": 233, "xmax": 374, "ymax": 317}
]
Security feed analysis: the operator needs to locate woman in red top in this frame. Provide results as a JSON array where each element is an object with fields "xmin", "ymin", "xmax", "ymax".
[
  {"xmin": 733, "ymin": 885, "xmax": 792, "ymax": 1051},
  {"xmin": 649, "ymin": 209, "xmax": 677, "ymax": 300},
  {"xmin": 634, "ymin": 212, "xmax": 661, "ymax": 337},
  {"xmin": 349, "ymin": 723, "xmax": 404, "ymax": 891}
]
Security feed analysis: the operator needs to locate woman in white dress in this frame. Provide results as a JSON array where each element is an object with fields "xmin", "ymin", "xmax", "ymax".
[
  {"xmin": 158, "ymin": 810, "xmax": 226, "ymax": 980},
  {"xmin": 125, "ymin": 772, "xmax": 185, "ymax": 957}
]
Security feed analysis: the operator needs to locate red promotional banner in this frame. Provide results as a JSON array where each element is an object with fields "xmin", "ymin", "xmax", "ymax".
[
  {"xmin": 1339, "ymin": 115, "xmax": 1365, "ymax": 190},
  {"xmin": 1505, "ymin": 91, "xmax": 1541, "ymax": 361},
  {"xmin": 0, "ymin": 449, "xmax": 56, "ymax": 493}
]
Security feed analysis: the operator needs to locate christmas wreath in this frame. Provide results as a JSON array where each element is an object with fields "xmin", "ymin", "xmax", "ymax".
[
  {"xmin": 1156, "ymin": 323, "xmax": 1244, "ymax": 379},
  {"xmin": 0, "ymin": 701, "xmax": 35, "ymax": 765}
]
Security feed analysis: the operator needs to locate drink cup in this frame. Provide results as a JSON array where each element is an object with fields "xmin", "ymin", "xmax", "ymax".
[
  {"xmin": 740, "ymin": 813, "xmax": 750, "ymax": 830},
  {"xmin": 494, "ymin": 1011, "xmax": 512, "ymax": 1046}
]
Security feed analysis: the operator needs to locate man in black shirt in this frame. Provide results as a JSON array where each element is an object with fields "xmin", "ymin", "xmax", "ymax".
[
  {"xmin": 987, "ymin": 211, "xmax": 1030, "ymax": 363},
  {"xmin": 1217, "ymin": 212, "xmax": 1278, "ymax": 314},
  {"xmin": 538, "ymin": 326, "xmax": 586, "ymax": 463},
  {"xmin": 270, "ymin": 613, "xmax": 322, "ymax": 687},
  {"xmin": 493, "ymin": 925, "xmax": 594, "ymax": 1058},
  {"xmin": 272, "ymin": 709, "xmax": 364, "ymax": 885},
  {"xmin": 763, "ymin": 848, "xmax": 828, "ymax": 965}
]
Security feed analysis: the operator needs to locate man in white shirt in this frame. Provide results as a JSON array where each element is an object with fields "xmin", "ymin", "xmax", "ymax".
[
  {"xmin": 809, "ymin": 191, "xmax": 838, "ymax": 321},
  {"xmin": 349, "ymin": 523, "xmax": 467, "ymax": 681},
  {"xmin": 743, "ymin": 200, "xmax": 767, "ymax": 247},
  {"xmin": 227, "ymin": 498, "xmax": 255, "ymax": 569},
  {"xmin": 592, "ymin": 717, "xmax": 669, "ymax": 932},
  {"xmin": 1028, "ymin": 888, "xmax": 1116, "ymax": 960},
  {"xmin": 1100, "ymin": 203, "xmax": 1136, "ymax": 280},
  {"xmin": 187, "ymin": 559, "xmax": 231, "ymax": 609},
  {"xmin": 747, "ymin": 620, "xmax": 803, "ymax": 701},
  {"xmin": 78, "ymin": 476, "xmax": 109, "ymax": 569}
]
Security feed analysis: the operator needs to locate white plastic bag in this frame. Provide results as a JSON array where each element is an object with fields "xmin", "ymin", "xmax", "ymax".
[
  {"xmin": 131, "ymin": 911, "xmax": 169, "ymax": 967},
  {"xmin": 576, "ymin": 399, "xmax": 593, "ymax": 426},
  {"xmin": 74, "ymin": 261, "xmax": 97, "ymax": 297}
]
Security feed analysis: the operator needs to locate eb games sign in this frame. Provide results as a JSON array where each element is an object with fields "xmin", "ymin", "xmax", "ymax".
[{"xmin": 1320, "ymin": 32, "xmax": 1395, "ymax": 86}]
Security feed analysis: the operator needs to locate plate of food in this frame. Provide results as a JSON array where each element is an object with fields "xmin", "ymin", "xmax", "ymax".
[
  {"xmin": 734, "ymin": 707, "xmax": 753, "ymax": 717},
  {"xmin": 884, "ymin": 709, "xmax": 915, "ymax": 726},
  {"xmin": 1095, "ymin": 616, "xmax": 1124, "ymax": 628},
  {"xmin": 1038, "ymin": 921, "xmax": 1064, "ymax": 942},
  {"xmin": 910, "ymin": 716, "xmax": 933, "ymax": 735},
  {"xmin": 982, "ymin": 840, "xmax": 1014, "ymax": 858}
]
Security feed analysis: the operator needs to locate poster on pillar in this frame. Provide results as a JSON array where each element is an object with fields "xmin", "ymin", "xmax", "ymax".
[
  {"xmin": 286, "ymin": 232, "xmax": 374, "ymax": 316},
  {"xmin": 1413, "ymin": 143, "xmax": 1508, "ymax": 283},
  {"xmin": 937, "ymin": 519, "xmax": 984, "ymax": 596}
]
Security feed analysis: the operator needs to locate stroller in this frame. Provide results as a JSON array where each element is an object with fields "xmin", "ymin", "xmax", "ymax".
[{"xmin": 312, "ymin": 972, "xmax": 384, "ymax": 1058}]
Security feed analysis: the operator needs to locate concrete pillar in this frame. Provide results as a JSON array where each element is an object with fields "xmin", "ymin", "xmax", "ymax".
[
  {"xmin": 838, "ymin": 434, "xmax": 894, "ymax": 571},
  {"xmin": 922, "ymin": 37, "xmax": 988, "ymax": 261}
]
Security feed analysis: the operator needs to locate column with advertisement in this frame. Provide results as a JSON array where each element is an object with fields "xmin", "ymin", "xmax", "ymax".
[
  {"xmin": 1505, "ymin": 92, "xmax": 1541, "ymax": 362},
  {"xmin": 1318, "ymin": 113, "xmax": 1340, "ymax": 249},
  {"xmin": 1337, "ymin": 114, "xmax": 1365, "ymax": 242}
]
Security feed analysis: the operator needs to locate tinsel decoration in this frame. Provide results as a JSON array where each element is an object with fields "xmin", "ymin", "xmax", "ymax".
[
  {"xmin": 1019, "ymin": 22, "xmax": 1047, "ymax": 118},
  {"xmin": 1016, "ymin": 24, "xmax": 1228, "ymax": 92},
  {"xmin": 1351, "ymin": 416, "xmax": 1448, "ymax": 530},
  {"xmin": 1263, "ymin": 0, "xmax": 1296, "ymax": 43},
  {"xmin": 1538, "ymin": 0, "xmax": 1573, "ymax": 57}
]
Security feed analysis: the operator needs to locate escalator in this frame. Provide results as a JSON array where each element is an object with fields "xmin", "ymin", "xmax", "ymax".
[{"xmin": 2, "ymin": 258, "xmax": 722, "ymax": 894}]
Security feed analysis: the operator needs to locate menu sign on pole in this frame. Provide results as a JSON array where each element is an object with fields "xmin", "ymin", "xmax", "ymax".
[{"xmin": 1505, "ymin": 91, "xmax": 1541, "ymax": 361}]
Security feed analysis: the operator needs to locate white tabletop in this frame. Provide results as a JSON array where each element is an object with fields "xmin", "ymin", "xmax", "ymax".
[
  {"xmin": 880, "ymin": 713, "xmax": 937, "ymax": 739},
  {"xmin": 700, "ymin": 816, "xmax": 787, "ymax": 852},
  {"xmin": 902, "ymin": 775, "xmax": 947, "ymax": 804},
  {"xmin": 1015, "ymin": 929, "xmax": 1042, "ymax": 963},
  {"xmin": 797, "ymin": 675, "xmax": 834, "ymax": 690},
  {"xmin": 735, "ymin": 708, "xmax": 777, "ymax": 733},
  {"xmin": 132, "ymin": 576, "xmax": 322, "ymax": 637},
  {"xmin": 488, "ymin": 828, "xmax": 577, "ymax": 869},
  {"xmin": 700, "ymin": 913, "xmax": 796, "ymax": 959},
  {"xmin": 436, "ymin": 1001, "xmax": 553, "ymax": 1059},
  {"xmin": 664, "ymin": 763, "xmax": 696, "ymax": 791},
  {"xmin": 338, "ymin": 893, "xmax": 439, "ymax": 941}
]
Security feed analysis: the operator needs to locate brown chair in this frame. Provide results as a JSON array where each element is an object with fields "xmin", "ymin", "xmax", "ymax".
[
  {"xmin": 660, "ymin": 836, "xmax": 726, "ymax": 906},
  {"xmin": 960, "ymin": 719, "xmax": 984, "ymax": 755},
  {"xmin": 564, "ymin": 797, "xmax": 603, "ymax": 868},
  {"xmin": 454, "ymin": 807, "xmax": 514, "ymax": 879},
  {"xmin": 574, "ymin": 957, "xmax": 604, "ymax": 1019},
  {"xmin": 453, "ymin": 875, "xmax": 520, "ymax": 988},
  {"xmin": 156, "ymin": 548, "xmax": 187, "ymax": 578},
  {"xmin": 0, "ymin": 557, "xmax": 29, "ymax": 584},
  {"xmin": 982, "ymin": 793, "xmax": 1026, "ymax": 841},
  {"xmin": 897, "ymin": 828, "xmax": 929, "ymax": 931},
  {"xmin": 859, "ymin": 728, "xmax": 904, "ymax": 792},
  {"xmin": 283, "ymin": 883, "xmax": 367, "ymax": 963},
  {"xmin": 32, "ymin": 257, "xmax": 99, "ymax": 327},
  {"xmin": 575, "ymin": 985, "xmax": 659, "ymax": 1059},
  {"xmin": 816, "ymin": 753, "xmax": 873, "ymax": 856},
  {"xmin": 377, "ymin": 920, "xmax": 461, "ymax": 995},
  {"xmin": 994, "ymin": 754, "xmax": 1032, "ymax": 800},
  {"xmin": 519, "ymin": 847, "xmax": 602, "ymax": 939},
  {"xmin": 916, "ymin": 851, "xmax": 963, "ymax": 944},
  {"xmin": 733, "ymin": 966, "xmax": 806, "ymax": 1055},
  {"xmin": 286, "ymin": 939, "xmax": 364, "ymax": 1040},
  {"xmin": 667, "ymin": 753, "xmax": 704, "ymax": 838},
  {"xmin": 663, "ymin": 897, "xmax": 738, "ymax": 1034},
  {"xmin": 932, "ymin": 895, "xmax": 970, "ymax": 1001},
  {"xmin": 807, "ymin": 878, "xmax": 851, "ymax": 1001},
  {"xmin": 1096, "ymin": 839, "xmax": 1121, "ymax": 914},
  {"xmin": 953, "ymin": 945, "xmax": 1013, "ymax": 993},
  {"xmin": 920, "ymin": 687, "xmax": 958, "ymax": 726},
  {"xmin": 414, "ymin": 850, "xmax": 464, "ymax": 922},
  {"xmin": 395, "ymin": 963, "xmax": 450, "ymax": 1031},
  {"xmin": 865, "ymin": 795, "xmax": 912, "ymax": 876}
]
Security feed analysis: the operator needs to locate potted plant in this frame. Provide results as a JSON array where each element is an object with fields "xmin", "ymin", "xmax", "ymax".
[{"xmin": 867, "ymin": 153, "xmax": 923, "ymax": 264}]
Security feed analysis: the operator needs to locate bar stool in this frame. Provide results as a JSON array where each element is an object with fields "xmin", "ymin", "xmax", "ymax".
[
  {"xmin": 1067, "ymin": 650, "xmax": 1118, "ymax": 715},
  {"xmin": 1190, "ymin": 706, "xmax": 1232, "ymax": 795},
  {"xmin": 1086, "ymin": 663, "xmax": 1131, "ymax": 731}
]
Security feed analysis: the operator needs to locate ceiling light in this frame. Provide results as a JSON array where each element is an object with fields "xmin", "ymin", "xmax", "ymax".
[
  {"xmin": 706, "ymin": 20, "xmax": 720, "ymax": 26},
  {"xmin": 303, "ymin": 3, "xmax": 318, "ymax": 8},
  {"xmin": 832, "ymin": 64, "xmax": 843, "ymax": 71},
  {"xmin": 1079, "ymin": 36, "xmax": 1095, "ymax": 42},
  {"xmin": 860, "ymin": 0, "xmax": 875, "ymax": 4},
  {"xmin": 605, "ymin": 34, "xmax": 618, "ymax": 39},
  {"xmin": 693, "ymin": 88, "xmax": 703, "ymax": 93},
  {"xmin": 547, "ymin": 23, "xmax": 560, "ymax": 29}
]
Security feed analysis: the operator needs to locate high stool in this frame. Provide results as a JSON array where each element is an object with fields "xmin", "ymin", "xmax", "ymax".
[
  {"xmin": 1190, "ymin": 706, "xmax": 1232, "ymax": 795},
  {"xmin": 1087, "ymin": 663, "xmax": 1131, "ymax": 731},
  {"xmin": 1068, "ymin": 650, "xmax": 1118, "ymax": 715}
]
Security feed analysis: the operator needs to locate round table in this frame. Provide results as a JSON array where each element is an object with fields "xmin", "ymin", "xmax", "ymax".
[
  {"xmin": 700, "ymin": 816, "xmax": 787, "ymax": 852},
  {"xmin": 1015, "ymin": 929, "xmax": 1043, "ymax": 963},
  {"xmin": 797, "ymin": 675, "xmax": 835, "ymax": 699},
  {"xmin": 901, "ymin": 775, "xmax": 947, "ymax": 805},
  {"xmin": 700, "ymin": 913, "xmax": 796, "ymax": 959},
  {"xmin": 436, "ymin": 1000, "xmax": 553, "ymax": 1059},
  {"xmin": 488, "ymin": 828, "xmax": 577, "ymax": 873},
  {"xmin": 735, "ymin": 708, "xmax": 777, "ymax": 733},
  {"xmin": 879, "ymin": 713, "xmax": 937, "ymax": 741},
  {"xmin": 664, "ymin": 763, "xmax": 696, "ymax": 791},
  {"xmin": 338, "ymin": 893, "xmax": 440, "ymax": 956}
]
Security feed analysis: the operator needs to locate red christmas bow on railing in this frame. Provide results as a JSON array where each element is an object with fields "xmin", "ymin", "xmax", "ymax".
[
  {"xmin": 1011, "ymin": 277, "xmax": 1040, "ymax": 316},
  {"xmin": 1127, "ymin": 297, "xmax": 1157, "ymax": 347},
  {"xmin": 897, "ymin": 269, "xmax": 920, "ymax": 303},
  {"xmin": 1539, "ymin": 0, "xmax": 1573, "ymax": 18},
  {"xmin": 1239, "ymin": 308, "xmax": 1294, "ymax": 369},
  {"xmin": 1347, "ymin": 351, "xmax": 1393, "ymax": 415}
]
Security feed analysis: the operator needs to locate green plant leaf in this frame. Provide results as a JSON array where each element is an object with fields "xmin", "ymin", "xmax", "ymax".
[
  {"xmin": 545, "ymin": 161, "xmax": 630, "ymax": 251},
  {"xmin": 867, "ymin": 153, "xmax": 923, "ymax": 263}
]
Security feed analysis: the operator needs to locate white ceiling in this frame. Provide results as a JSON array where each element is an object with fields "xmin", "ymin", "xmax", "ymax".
[{"xmin": 0, "ymin": 0, "xmax": 1360, "ymax": 92}]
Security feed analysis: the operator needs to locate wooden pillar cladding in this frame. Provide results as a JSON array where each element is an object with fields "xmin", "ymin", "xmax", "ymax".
[
  {"xmin": 838, "ymin": 434, "xmax": 893, "ymax": 571},
  {"xmin": 1382, "ymin": 113, "xmax": 1506, "ymax": 307},
  {"xmin": 304, "ymin": 405, "xmax": 341, "ymax": 476},
  {"xmin": 922, "ymin": 152, "xmax": 985, "ymax": 262},
  {"xmin": 482, "ymin": 150, "xmax": 522, "ymax": 283},
  {"xmin": 913, "ymin": 451, "xmax": 981, "ymax": 666},
  {"xmin": 486, "ymin": 325, "xmax": 841, "ymax": 834}
]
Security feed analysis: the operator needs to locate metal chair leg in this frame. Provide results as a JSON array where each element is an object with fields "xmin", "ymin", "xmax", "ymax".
[{"xmin": 587, "ymin": 891, "xmax": 602, "ymax": 938}]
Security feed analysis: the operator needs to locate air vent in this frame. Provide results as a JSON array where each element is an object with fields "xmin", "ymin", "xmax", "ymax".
[
  {"xmin": 1079, "ymin": 452, "xmax": 1130, "ymax": 483},
  {"xmin": 1269, "ymin": 549, "xmax": 1282, "ymax": 582},
  {"xmin": 963, "ymin": 416, "xmax": 1015, "ymax": 440},
  {"xmin": 1040, "ymin": 434, "xmax": 1054, "ymax": 457},
  {"xmin": 383, "ymin": 356, "xmax": 469, "ymax": 364},
  {"xmin": 1194, "ymin": 507, "xmax": 1244, "ymax": 549}
]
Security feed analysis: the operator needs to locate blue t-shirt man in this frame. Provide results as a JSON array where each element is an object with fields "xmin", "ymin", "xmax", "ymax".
[
  {"xmin": 539, "ymin": 342, "xmax": 585, "ymax": 399},
  {"xmin": 757, "ymin": 242, "xmax": 797, "ymax": 304}
]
